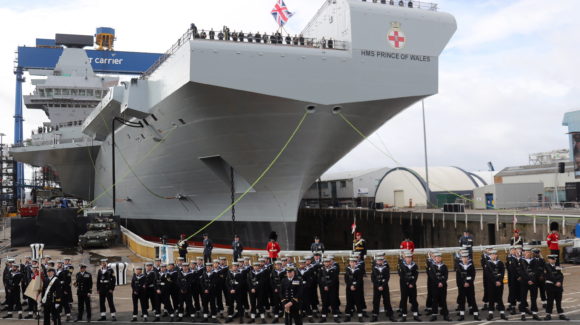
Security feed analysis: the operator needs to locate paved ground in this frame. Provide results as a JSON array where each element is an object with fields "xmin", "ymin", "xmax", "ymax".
[{"xmin": 0, "ymin": 240, "xmax": 579, "ymax": 324}]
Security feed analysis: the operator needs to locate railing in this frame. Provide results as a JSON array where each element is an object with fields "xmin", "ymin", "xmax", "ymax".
[
  {"xmin": 141, "ymin": 26, "xmax": 348, "ymax": 79},
  {"xmin": 362, "ymin": 0, "xmax": 438, "ymax": 11},
  {"xmin": 12, "ymin": 136, "xmax": 95, "ymax": 148}
]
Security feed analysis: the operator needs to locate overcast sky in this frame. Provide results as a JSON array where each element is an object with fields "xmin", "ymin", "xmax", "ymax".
[{"xmin": 0, "ymin": 0, "xmax": 578, "ymax": 177}]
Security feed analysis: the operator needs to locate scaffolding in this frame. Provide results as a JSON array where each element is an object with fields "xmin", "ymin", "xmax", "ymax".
[{"xmin": 0, "ymin": 144, "xmax": 17, "ymax": 214}]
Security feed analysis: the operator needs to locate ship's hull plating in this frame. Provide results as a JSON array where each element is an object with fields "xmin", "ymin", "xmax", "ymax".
[{"xmin": 94, "ymin": 82, "xmax": 422, "ymax": 248}]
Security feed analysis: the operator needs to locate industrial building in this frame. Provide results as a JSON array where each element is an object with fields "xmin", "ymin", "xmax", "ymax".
[
  {"xmin": 374, "ymin": 166, "xmax": 486, "ymax": 208},
  {"xmin": 301, "ymin": 167, "xmax": 389, "ymax": 208},
  {"xmin": 473, "ymin": 183, "xmax": 544, "ymax": 209}
]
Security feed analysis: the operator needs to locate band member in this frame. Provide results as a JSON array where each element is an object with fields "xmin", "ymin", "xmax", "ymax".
[
  {"xmin": 177, "ymin": 234, "xmax": 189, "ymax": 262},
  {"xmin": 344, "ymin": 257, "xmax": 364, "ymax": 322},
  {"xmin": 74, "ymin": 264, "xmax": 93, "ymax": 322},
  {"xmin": 546, "ymin": 225, "xmax": 560, "ymax": 265},
  {"xmin": 518, "ymin": 247, "xmax": 541, "ymax": 321},
  {"xmin": 204, "ymin": 234, "xmax": 214, "ymax": 264},
  {"xmin": 398, "ymin": 252, "xmax": 420, "ymax": 322},
  {"xmin": 428, "ymin": 252, "xmax": 450, "ymax": 321},
  {"xmin": 456, "ymin": 252, "xmax": 479, "ymax": 321},
  {"xmin": 96, "ymin": 259, "xmax": 117, "ymax": 321},
  {"xmin": 131, "ymin": 266, "xmax": 149, "ymax": 322},
  {"xmin": 268, "ymin": 232, "xmax": 282, "ymax": 261},
  {"xmin": 544, "ymin": 255, "xmax": 569, "ymax": 321},
  {"xmin": 226, "ymin": 262, "xmax": 246, "ymax": 323},
  {"xmin": 281, "ymin": 266, "xmax": 303, "ymax": 325},
  {"xmin": 233, "ymin": 235, "xmax": 244, "ymax": 262},
  {"xmin": 510, "ymin": 229, "xmax": 524, "ymax": 246},
  {"xmin": 353, "ymin": 232, "xmax": 367, "ymax": 260},
  {"xmin": 485, "ymin": 250, "xmax": 507, "ymax": 320},
  {"xmin": 371, "ymin": 256, "xmax": 395, "ymax": 322}
]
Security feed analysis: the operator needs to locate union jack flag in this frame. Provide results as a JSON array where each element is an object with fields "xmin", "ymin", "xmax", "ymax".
[{"xmin": 271, "ymin": 0, "xmax": 293, "ymax": 27}]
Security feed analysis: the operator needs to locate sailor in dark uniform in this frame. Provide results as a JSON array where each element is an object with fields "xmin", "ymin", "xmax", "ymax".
[
  {"xmin": 204, "ymin": 234, "xmax": 214, "ymax": 264},
  {"xmin": 424, "ymin": 250, "xmax": 435, "ymax": 315},
  {"xmin": 218, "ymin": 31, "xmax": 224, "ymax": 40},
  {"xmin": 297, "ymin": 259, "xmax": 315, "ymax": 323},
  {"xmin": 480, "ymin": 247, "xmax": 492, "ymax": 311},
  {"xmin": 299, "ymin": 34, "xmax": 305, "ymax": 46},
  {"xmin": 131, "ymin": 266, "xmax": 148, "ymax": 322},
  {"xmin": 247, "ymin": 32, "xmax": 254, "ymax": 43},
  {"xmin": 292, "ymin": 35, "xmax": 299, "ymax": 45},
  {"xmin": 239, "ymin": 31, "xmax": 245, "ymax": 42},
  {"xmin": 145, "ymin": 262, "xmax": 160, "ymax": 321},
  {"xmin": 177, "ymin": 263, "xmax": 194, "ymax": 321},
  {"xmin": 285, "ymin": 35, "xmax": 292, "ymax": 44},
  {"xmin": 485, "ymin": 250, "xmax": 508, "ymax": 320},
  {"xmin": 209, "ymin": 29, "xmax": 216, "ymax": 40},
  {"xmin": 233, "ymin": 235, "xmax": 244, "ymax": 262},
  {"xmin": 262, "ymin": 33, "xmax": 269, "ymax": 44},
  {"xmin": 371, "ymin": 256, "xmax": 395, "ymax": 322},
  {"xmin": 310, "ymin": 236, "xmax": 325, "ymax": 254},
  {"xmin": 200, "ymin": 30, "xmax": 207, "ymax": 39},
  {"xmin": 247, "ymin": 262, "xmax": 266, "ymax": 323},
  {"xmin": 544, "ymin": 255, "xmax": 569, "ymax": 321},
  {"xmin": 270, "ymin": 261, "xmax": 286, "ymax": 323},
  {"xmin": 456, "ymin": 252, "xmax": 479, "ymax": 321},
  {"xmin": 3, "ymin": 264, "xmax": 23, "ymax": 319},
  {"xmin": 344, "ymin": 257, "xmax": 364, "ymax": 322},
  {"xmin": 458, "ymin": 231, "xmax": 474, "ymax": 259},
  {"xmin": 201, "ymin": 262, "xmax": 218, "ymax": 322},
  {"xmin": 74, "ymin": 263, "xmax": 93, "ymax": 322},
  {"xmin": 42, "ymin": 268, "xmax": 62, "ymax": 325},
  {"xmin": 532, "ymin": 248, "xmax": 547, "ymax": 309},
  {"xmin": 167, "ymin": 262, "xmax": 180, "ymax": 318},
  {"xmin": 518, "ymin": 247, "xmax": 542, "ymax": 321},
  {"xmin": 428, "ymin": 252, "xmax": 450, "ymax": 321},
  {"xmin": 398, "ymin": 252, "xmax": 420, "ymax": 322},
  {"xmin": 506, "ymin": 246, "xmax": 521, "ymax": 314},
  {"xmin": 56, "ymin": 260, "xmax": 72, "ymax": 321},
  {"xmin": 318, "ymin": 257, "xmax": 339, "ymax": 323},
  {"xmin": 96, "ymin": 259, "xmax": 117, "ymax": 321},
  {"xmin": 226, "ymin": 262, "xmax": 246, "ymax": 323},
  {"xmin": 157, "ymin": 264, "xmax": 175, "ymax": 321},
  {"xmin": 281, "ymin": 266, "xmax": 303, "ymax": 325}
]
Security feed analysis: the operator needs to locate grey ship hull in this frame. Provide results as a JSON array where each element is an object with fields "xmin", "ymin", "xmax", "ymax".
[{"xmin": 94, "ymin": 82, "xmax": 422, "ymax": 248}]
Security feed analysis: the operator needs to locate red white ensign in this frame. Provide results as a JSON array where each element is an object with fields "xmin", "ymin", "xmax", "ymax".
[{"xmin": 388, "ymin": 29, "xmax": 406, "ymax": 49}]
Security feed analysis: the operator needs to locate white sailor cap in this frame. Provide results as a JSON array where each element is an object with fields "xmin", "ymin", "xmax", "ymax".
[
  {"xmin": 219, "ymin": 256, "xmax": 227, "ymax": 260},
  {"xmin": 252, "ymin": 262, "xmax": 261, "ymax": 266},
  {"xmin": 433, "ymin": 252, "xmax": 442, "ymax": 257},
  {"xmin": 196, "ymin": 256, "xmax": 204, "ymax": 260},
  {"xmin": 181, "ymin": 263, "xmax": 189, "ymax": 267},
  {"xmin": 258, "ymin": 258, "xmax": 266, "ymax": 262},
  {"xmin": 145, "ymin": 262, "xmax": 153, "ymax": 266},
  {"xmin": 298, "ymin": 259, "xmax": 306, "ymax": 263},
  {"xmin": 304, "ymin": 255, "xmax": 313, "ymax": 260},
  {"xmin": 6, "ymin": 258, "xmax": 15, "ymax": 263},
  {"xmin": 348, "ymin": 257, "xmax": 357, "ymax": 262},
  {"xmin": 205, "ymin": 263, "xmax": 213, "ymax": 267},
  {"xmin": 100, "ymin": 258, "xmax": 108, "ymax": 262},
  {"xmin": 403, "ymin": 252, "xmax": 414, "ymax": 258},
  {"xmin": 460, "ymin": 252, "xmax": 469, "ymax": 257},
  {"xmin": 327, "ymin": 255, "xmax": 334, "ymax": 259},
  {"xmin": 274, "ymin": 261, "xmax": 282, "ymax": 265},
  {"xmin": 490, "ymin": 249, "xmax": 498, "ymax": 254},
  {"xmin": 323, "ymin": 258, "xmax": 332, "ymax": 262},
  {"xmin": 135, "ymin": 266, "xmax": 143, "ymax": 270},
  {"xmin": 212, "ymin": 259, "xmax": 220, "ymax": 263},
  {"xmin": 375, "ymin": 256, "xmax": 385, "ymax": 261}
]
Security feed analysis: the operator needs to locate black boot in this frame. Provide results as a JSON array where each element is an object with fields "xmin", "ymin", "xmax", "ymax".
[
  {"xmin": 532, "ymin": 314, "xmax": 541, "ymax": 321},
  {"xmin": 521, "ymin": 314, "xmax": 526, "ymax": 321},
  {"xmin": 111, "ymin": 316, "xmax": 117, "ymax": 322},
  {"xmin": 334, "ymin": 317, "xmax": 341, "ymax": 323},
  {"xmin": 131, "ymin": 316, "xmax": 137, "ymax": 322},
  {"xmin": 226, "ymin": 317, "xmax": 233, "ymax": 323},
  {"xmin": 413, "ymin": 316, "xmax": 422, "ymax": 322},
  {"xmin": 559, "ymin": 315, "xmax": 570, "ymax": 321},
  {"xmin": 501, "ymin": 313, "xmax": 508, "ymax": 320},
  {"xmin": 389, "ymin": 316, "xmax": 397, "ymax": 322},
  {"xmin": 319, "ymin": 317, "xmax": 326, "ymax": 323},
  {"xmin": 358, "ymin": 316, "xmax": 364, "ymax": 322},
  {"xmin": 457, "ymin": 316, "xmax": 465, "ymax": 321},
  {"xmin": 98, "ymin": 316, "xmax": 106, "ymax": 321},
  {"xmin": 399, "ymin": 316, "xmax": 407, "ymax": 322},
  {"xmin": 474, "ymin": 315, "xmax": 480, "ymax": 321},
  {"xmin": 429, "ymin": 315, "xmax": 437, "ymax": 322},
  {"xmin": 487, "ymin": 314, "xmax": 493, "ymax": 321},
  {"xmin": 443, "ymin": 315, "xmax": 451, "ymax": 322},
  {"xmin": 371, "ymin": 315, "xmax": 378, "ymax": 322},
  {"xmin": 544, "ymin": 314, "xmax": 551, "ymax": 321},
  {"xmin": 344, "ymin": 315, "xmax": 351, "ymax": 322}
]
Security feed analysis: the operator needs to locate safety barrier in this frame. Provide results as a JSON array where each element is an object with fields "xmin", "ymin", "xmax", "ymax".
[{"xmin": 121, "ymin": 226, "xmax": 570, "ymax": 271}]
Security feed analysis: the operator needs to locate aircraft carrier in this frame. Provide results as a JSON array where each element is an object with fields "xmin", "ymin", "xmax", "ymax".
[{"xmin": 11, "ymin": 0, "xmax": 456, "ymax": 249}]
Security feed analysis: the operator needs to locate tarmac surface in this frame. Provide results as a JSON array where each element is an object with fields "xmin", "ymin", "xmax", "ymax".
[{"xmin": 0, "ymin": 236, "xmax": 579, "ymax": 324}]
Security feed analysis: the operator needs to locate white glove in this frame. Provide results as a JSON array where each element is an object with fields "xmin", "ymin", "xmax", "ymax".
[{"xmin": 55, "ymin": 304, "xmax": 60, "ymax": 308}]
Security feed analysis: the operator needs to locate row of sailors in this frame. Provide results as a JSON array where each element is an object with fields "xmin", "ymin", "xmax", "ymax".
[
  {"xmin": 190, "ymin": 25, "xmax": 336, "ymax": 49},
  {"xmin": 2, "ymin": 248, "xmax": 570, "ymax": 324},
  {"xmin": 362, "ymin": 0, "xmax": 417, "ymax": 7}
]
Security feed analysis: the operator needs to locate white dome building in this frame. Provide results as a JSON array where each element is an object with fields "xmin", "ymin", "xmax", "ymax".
[{"xmin": 374, "ymin": 167, "xmax": 486, "ymax": 208}]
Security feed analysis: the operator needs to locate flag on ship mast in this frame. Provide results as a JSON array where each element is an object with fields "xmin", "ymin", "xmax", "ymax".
[{"xmin": 271, "ymin": 0, "xmax": 294, "ymax": 27}]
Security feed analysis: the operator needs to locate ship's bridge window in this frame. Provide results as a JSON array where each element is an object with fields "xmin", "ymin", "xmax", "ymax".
[
  {"xmin": 38, "ymin": 89, "xmax": 45, "ymax": 97},
  {"xmin": 54, "ymin": 89, "xmax": 61, "ymax": 96},
  {"xmin": 46, "ymin": 89, "xmax": 53, "ymax": 96},
  {"xmin": 95, "ymin": 90, "xmax": 101, "ymax": 98},
  {"xmin": 79, "ymin": 89, "xmax": 86, "ymax": 96},
  {"xmin": 62, "ymin": 89, "xmax": 70, "ymax": 96},
  {"xmin": 87, "ymin": 89, "xmax": 93, "ymax": 96},
  {"xmin": 71, "ymin": 89, "xmax": 78, "ymax": 96}
]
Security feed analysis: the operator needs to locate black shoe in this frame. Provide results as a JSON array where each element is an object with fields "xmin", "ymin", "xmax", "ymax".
[
  {"xmin": 273, "ymin": 317, "xmax": 280, "ymax": 324},
  {"xmin": 131, "ymin": 318, "xmax": 137, "ymax": 322},
  {"xmin": 532, "ymin": 314, "xmax": 541, "ymax": 321},
  {"xmin": 559, "ymin": 315, "xmax": 570, "ymax": 321},
  {"xmin": 67, "ymin": 315, "xmax": 71, "ymax": 321},
  {"xmin": 334, "ymin": 317, "xmax": 341, "ymax": 323},
  {"xmin": 309, "ymin": 317, "xmax": 315, "ymax": 323},
  {"xmin": 319, "ymin": 318, "xmax": 326, "ymax": 323},
  {"xmin": 261, "ymin": 319, "xmax": 267, "ymax": 324},
  {"xmin": 226, "ymin": 317, "xmax": 233, "ymax": 323},
  {"xmin": 143, "ymin": 317, "xmax": 148, "ymax": 322},
  {"xmin": 500, "ymin": 314, "xmax": 507, "ymax": 320},
  {"xmin": 413, "ymin": 316, "xmax": 422, "ymax": 322},
  {"xmin": 389, "ymin": 316, "xmax": 397, "ymax": 322},
  {"xmin": 510, "ymin": 309, "xmax": 517, "ymax": 315},
  {"xmin": 154, "ymin": 317, "xmax": 160, "ymax": 322},
  {"xmin": 487, "ymin": 314, "xmax": 493, "ymax": 321},
  {"xmin": 74, "ymin": 318, "xmax": 81, "ymax": 322},
  {"xmin": 344, "ymin": 316, "xmax": 351, "ymax": 322},
  {"xmin": 429, "ymin": 316, "xmax": 437, "ymax": 322},
  {"xmin": 544, "ymin": 315, "xmax": 552, "ymax": 321},
  {"xmin": 203, "ymin": 318, "xmax": 209, "ymax": 322},
  {"xmin": 363, "ymin": 312, "xmax": 369, "ymax": 318},
  {"xmin": 25, "ymin": 315, "xmax": 33, "ymax": 319},
  {"xmin": 521, "ymin": 315, "xmax": 526, "ymax": 321},
  {"xmin": 526, "ymin": 309, "xmax": 533, "ymax": 316},
  {"xmin": 474, "ymin": 315, "xmax": 480, "ymax": 321},
  {"xmin": 359, "ymin": 317, "xmax": 364, "ymax": 323},
  {"xmin": 18, "ymin": 314, "xmax": 23, "ymax": 320},
  {"xmin": 457, "ymin": 316, "xmax": 465, "ymax": 321},
  {"xmin": 248, "ymin": 318, "xmax": 255, "ymax": 324},
  {"xmin": 2, "ymin": 315, "xmax": 11, "ymax": 319},
  {"xmin": 371, "ymin": 316, "xmax": 378, "ymax": 322},
  {"xmin": 112, "ymin": 316, "xmax": 117, "ymax": 322},
  {"xmin": 399, "ymin": 317, "xmax": 406, "ymax": 322}
]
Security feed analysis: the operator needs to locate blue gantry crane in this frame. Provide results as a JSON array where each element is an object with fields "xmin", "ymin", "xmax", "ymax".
[{"xmin": 11, "ymin": 27, "xmax": 163, "ymax": 201}]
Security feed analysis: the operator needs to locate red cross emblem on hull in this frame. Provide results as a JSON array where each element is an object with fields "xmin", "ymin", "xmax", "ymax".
[{"xmin": 387, "ymin": 22, "xmax": 406, "ymax": 49}]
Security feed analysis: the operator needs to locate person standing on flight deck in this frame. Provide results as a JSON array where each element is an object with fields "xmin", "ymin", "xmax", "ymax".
[{"xmin": 267, "ymin": 232, "xmax": 281, "ymax": 262}]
